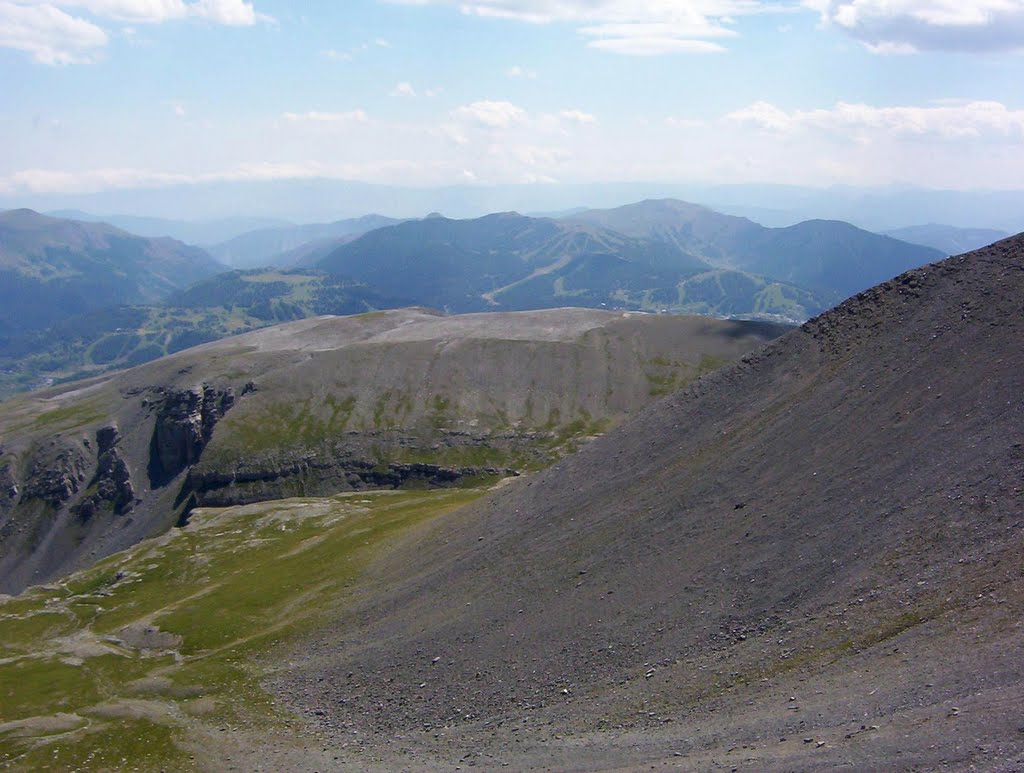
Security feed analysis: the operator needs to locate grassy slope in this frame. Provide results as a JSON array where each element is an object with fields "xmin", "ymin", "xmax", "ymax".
[
  {"xmin": 0, "ymin": 271, "xmax": 408, "ymax": 399},
  {"xmin": 0, "ymin": 487, "xmax": 485, "ymax": 771}
]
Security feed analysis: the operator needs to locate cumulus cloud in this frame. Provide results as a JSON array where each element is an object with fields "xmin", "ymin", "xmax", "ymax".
[
  {"xmin": 665, "ymin": 116, "xmax": 706, "ymax": 129},
  {"xmin": 451, "ymin": 100, "xmax": 527, "ymax": 129},
  {"xmin": 390, "ymin": 81, "xmax": 417, "ymax": 97},
  {"xmin": 0, "ymin": 1, "xmax": 107, "ymax": 63},
  {"xmin": 556, "ymin": 109, "xmax": 596, "ymax": 124},
  {"xmin": 0, "ymin": 0, "xmax": 266, "ymax": 63},
  {"xmin": 727, "ymin": 99, "xmax": 1024, "ymax": 139},
  {"xmin": 45, "ymin": 0, "xmax": 263, "ymax": 24},
  {"xmin": 505, "ymin": 64, "xmax": 537, "ymax": 78},
  {"xmin": 805, "ymin": 0, "xmax": 1024, "ymax": 52},
  {"xmin": 387, "ymin": 0, "xmax": 781, "ymax": 55},
  {"xmin": 282, "ymin": 110, "xmax": 369, "ymax": 124}
]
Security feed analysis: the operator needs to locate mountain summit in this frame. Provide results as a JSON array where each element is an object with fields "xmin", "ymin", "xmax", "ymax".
[{"xmin": 568, "ymin": 198, "xmax": 944, "ymax": 297}]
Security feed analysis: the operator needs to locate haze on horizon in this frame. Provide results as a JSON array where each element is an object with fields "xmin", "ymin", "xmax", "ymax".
[{"xmin": 2, "ymin": 0, "xmax": 1024, "ymax": 214}]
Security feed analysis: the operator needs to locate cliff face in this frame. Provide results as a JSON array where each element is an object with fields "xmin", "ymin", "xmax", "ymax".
[
  {"xmin": 0, "ymin": 381, "xmax": 240, "ymax": 593},
  {"xmin": 149, "ymin": 385, "xmax": 236, "ymax": 485}
]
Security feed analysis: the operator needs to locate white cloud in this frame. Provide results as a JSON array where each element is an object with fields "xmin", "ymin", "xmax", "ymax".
[
  {"xmin": 506, "ymin": 64, "xmax": 537, "ymax": 78},
  {"xmin": 191, "ymin": 0, "xmax": 261, "ymax": 25},
  {"xmin": 0, "ymin": 1, "xmax": 107, "ymax": 63},
  {"xmin": 320, "ymin": 48, "xmax": 350, "ymax": 61},
  {"xmin": 0, "ymin": 166, "xmax": 192, "ymax": 194},
  {"xmin": 48, "ymin": 0, "xmax": 263, "ymax": 25},
  {"xmin": 805, "ymin": 0, "xmax": 1024, "ymax": 52},
  {"xmin": 282, "ymin": 110, "xmax": 369, "ymax": 124},
  {"xmin": 387, "ymin": 0, "xmax": 785, "ymax": 55},
  {"xmin": 390, "ymin": 81, "xmax": 417, "ymax": 97},
  {"xmin": 451, "ymin": 100, "xmax": 527, "ymax": 129},
  {"xmin": 665, "ymin": 116, "xmax": 706, "ymax": 129},
  {"xmin": 556, "ymin": 109, "xmax": 596, "ymax": 124},
  {"xmin": 727, "ymin": 99, "xmax": 1024, "ymax": 139},
  {"xmin": 321, "ymin": 37, "xmax": 390, "ymax": 63},
  {"xmin": 0, "ymin": 0, "xmax": 266, "ymax": 64}
]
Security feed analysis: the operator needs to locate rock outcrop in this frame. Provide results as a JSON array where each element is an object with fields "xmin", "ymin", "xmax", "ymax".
[
  {"xmin": 75, "ymin": 427, "xmax": 136, "ymax": 518},
  {"xmin": 190, "ymin": 453, "xmax": 517, "ymax": 509},
  {"xmin": 0, "ymin": 460, "xmax": 17, "ymax": 519},
  {"xmin": 148, "ymin": 384, "xmax": 235, "ymax": 486},
  {"xmin": 20, "ymin": 439, "xmax": 90, "ymax": 508}
]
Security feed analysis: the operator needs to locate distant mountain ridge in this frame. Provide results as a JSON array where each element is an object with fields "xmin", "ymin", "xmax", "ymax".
[
  {"xmin": 46, "ymin": 210, "xmax": 292, "ymax": 246},
  {"xmin": 884, "ymin": 223, "xmax": 1011, "ymax": 256},
  {"xmin": 0, "ymin": 270, "xmax": 410, "ymax": 397},
  {"xmin": 208, "ymin": 214, "xmax": 402, "ymax": 269},
  {"xmin": 315, "ymin": 210, "xmax": 833, "ymax": 320},
  {"xmin": 0, "ymin": 209, "xmax": 224, "ymax": 337},
  {"xmin": 0, "ymin": 200, "xmax": 977, "ymax": 400},
  {"xmin": 567, "ymin": 199, "xmax": 944, "ymax": 297}
]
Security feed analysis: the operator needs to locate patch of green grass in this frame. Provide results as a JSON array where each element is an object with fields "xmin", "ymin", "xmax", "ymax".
[
  {"xmin": 0, "ymin": 657, "xmax": 103, "ymax": 718},
  {"xmin": 30, "ymin": 399, "xmax": 107, "ymax": 432},
  {"xmin": 8, "ymin": 718, "xmax": 194, "ymax": 773},
  {"xmin": 0, "ymin": 487, "xmax": 488, "ymax": 770},
  {"xmin": 0, "ymin": 611, "xmax": 76, "ymax": 655}
]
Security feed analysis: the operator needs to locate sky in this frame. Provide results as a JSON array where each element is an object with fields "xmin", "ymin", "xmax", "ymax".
[{"xmin": 2, "ymin": 0, "xmax": 1024, "ymax": 200}]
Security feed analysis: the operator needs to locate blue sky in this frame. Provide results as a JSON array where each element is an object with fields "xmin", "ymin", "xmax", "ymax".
[{"xmin": 2, "ymin": 0, "xmax": 1024, "ymax": 198}]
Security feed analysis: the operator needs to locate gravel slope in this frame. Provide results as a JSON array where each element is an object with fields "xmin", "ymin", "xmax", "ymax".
[{"xmin": 267, "ymin": 236, "xmax": 1024, "ymax": 771}]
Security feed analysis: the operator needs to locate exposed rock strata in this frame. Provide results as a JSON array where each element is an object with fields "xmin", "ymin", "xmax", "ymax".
[
  {"xmin": 20, "ymin": 440, "xmax": 90, "ymax": 507},
  {"xmin": 75, "ymin": 427, "xmax": 136, "ymax": 518},
  {"xmin": 148, "ymin": 384, "xmax": 235, "ymax": 485},
  {"xmin": 190, "ymin": 456, "xmax": 518, "ymax": 508}
]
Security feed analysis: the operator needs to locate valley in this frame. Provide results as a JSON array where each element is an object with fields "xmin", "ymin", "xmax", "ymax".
[
  {"xmin": 0, "ymin": 227, "xmax": 1019, "ymax": 770},
  {"xmin": 4, "ymin": 5, "xmax": 1024, "ymax": 768},
  {"xmin": 0, "ymin": 200, "xmax": 943, "ymax": 398}
]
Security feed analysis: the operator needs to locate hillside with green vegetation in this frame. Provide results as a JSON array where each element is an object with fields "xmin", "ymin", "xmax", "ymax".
[
  {"xmin": 567, "ymin": 199, "xmax": 944, "ymax": 297},
  {"xmin": 315, "ymin": 211, "xmax": 835, "ymax": 321},
  {"xmin": 0, "ymin": 488, "xmax": 484, "ymax": 771},
  {"xmin": 207, "ymin": 214, "xmax": 401, "ymax": 269},
  {"xmin": 0, "ymin": 210, "xmax": 224, "ymax": 339},
  {"xmin": 0, "ymin": 271, "xmax": 409, "ymax": 398}
]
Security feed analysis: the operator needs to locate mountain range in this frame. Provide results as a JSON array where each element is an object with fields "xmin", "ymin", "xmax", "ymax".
[
  {"xmin": 9, "ymin": 179, "xmax": 1024, "ymax": 233},
  {"xmin": 207, "ymin": 214, "xmax": 401, "ymax": 269},
  {"xmin": 273, "ymin": 233, "xmax": 1024, "ymax": 770},
  {"xmin": 0, "ymin": 234, "xmax": 1019, "ymax": 770},
  {"xmin": 314, "ymin": 205, "xmax": 939, "ymax": 318},
  {"xmin": 567, "ymin": 199, "xmax": 943, "ymax": 298},
  {"xmin": 884, "ymin": 223, "xmax": 1010, "ymax": 256},
  {"xmin": 46, "ymin": 210, "xmax": 291, "ymax": 246},
  {"xmin": 0, "ymin": 209, "xmax": 223, "ymax": 339},
  {"xmin": 0, "ymin": 202, "xmax": 956, "ymax": 398}
]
